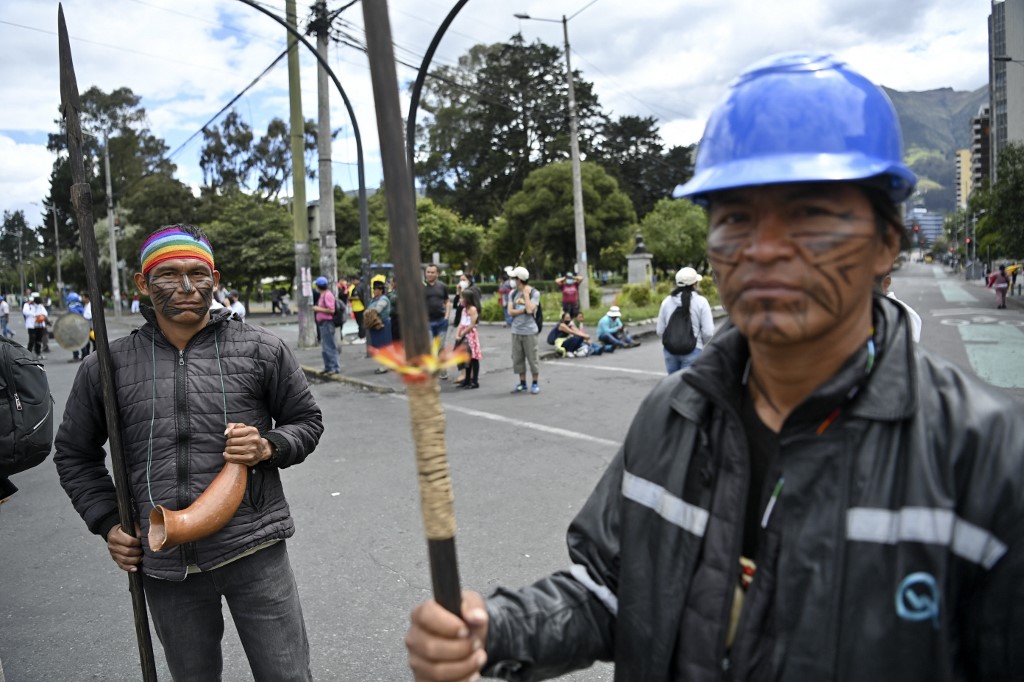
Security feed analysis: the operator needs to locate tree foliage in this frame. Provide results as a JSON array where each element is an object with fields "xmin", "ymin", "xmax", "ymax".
[
  {"xmin": 203, "ymin": 189, "xmax": 295, "ymax": 293},
  {"xmin": 595, "ymin": 115, "xmax": 694, "ymax": 218},
  {"xmin": 415, "ymin": 35, "xmax": 604, "ymax": 224},
  {"xmin": 199, "ymin": 110, "xmax": 319, "ymax": 200},
  {"xmin": 499, "ymin": 161, "xmax": 636, "ymax": 278},
  {"xmin": 638, "ymin": 198, "xmax": 708, "ymax": 273},
  {"xmin": 991, "ymin": 142, "xmax": 1024, "ymax": 257}
]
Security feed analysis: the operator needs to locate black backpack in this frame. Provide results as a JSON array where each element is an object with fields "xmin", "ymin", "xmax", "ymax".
[
  {"xmin": 662, "ymin": 290, "xmax": 698, "ymax": 355},
  {"xmin": 0, "ymin": 336, "xmax": 54, "ymax": 477},
  {"xmin": 331, "ymin": 294, "xmax": 346, "ymax": 327},
  {"xmin": 534, "ymin": 300, "xmax": 544, "ymax": 335}
]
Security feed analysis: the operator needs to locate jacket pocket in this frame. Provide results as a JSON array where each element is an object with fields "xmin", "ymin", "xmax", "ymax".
[{"xmin": 246, "ymin": 466, "xmax": 266, "ymax": 512}]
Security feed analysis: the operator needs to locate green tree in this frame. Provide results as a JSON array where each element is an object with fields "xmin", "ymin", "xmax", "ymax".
[
  {"xmin": 200, "ymin": 110, "xmax": 254, "ymax": 191},
  {"xmin": 203, "ymin": 190, "xmax": 295, "ymax": 296},
  {"xmin": 415, "ymin": 199, "xmax": 485, "ymax": 271},
  {"xmin": 991, "ymin": 142, "xmax": 1024, "ymax": 257},
  {"xmin": 638, "ymin": 198, "xmax": 708, "ymax": 273},
  {"xmin": 415, "ymin": 35, "xmax": 604, "ymax": 224},
  {"xmin": 1, "ymin": 210, "xmax": 42, "ymax": 293},
  {"xmin": 502, "ymin": 161, "xmax": 636, "ymax": 277},
  {"xmin": 596, "ymin": 115, "xmax": 694, "ymax": 218}
]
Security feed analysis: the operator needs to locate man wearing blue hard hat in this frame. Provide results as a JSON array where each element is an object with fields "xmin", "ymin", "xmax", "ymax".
[
  {"xmin": 405, "ymin": 54, "xmax": 1024, "ymax": 681},
  {"xmin": 312, "ymin": 275, "xmax": 340, "ymax": 375}
]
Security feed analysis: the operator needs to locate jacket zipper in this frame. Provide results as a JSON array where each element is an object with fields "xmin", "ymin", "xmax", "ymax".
[{"xmin": 171, "ymin": 330, "xmax": 212, "ymax": 568}]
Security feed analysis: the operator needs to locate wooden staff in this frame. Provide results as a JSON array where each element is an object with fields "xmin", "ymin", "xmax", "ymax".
[
  {"xmin": 361, "ymin": 0, "xmax": 462, "ymax": 614},
  {"xmin": 58, "ymin": 6, "xmax": 159, "ymax": 678}
]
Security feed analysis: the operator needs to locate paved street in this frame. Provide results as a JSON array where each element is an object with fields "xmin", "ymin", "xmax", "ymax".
[{"xmin": 2, "ymin": 262, "xmax": 1022, "ymax": 680}]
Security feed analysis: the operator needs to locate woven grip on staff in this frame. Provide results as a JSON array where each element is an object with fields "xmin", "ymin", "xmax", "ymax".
[{"xmin": 408, "ymin": 379, "xmax": 456, "ymax": 540}]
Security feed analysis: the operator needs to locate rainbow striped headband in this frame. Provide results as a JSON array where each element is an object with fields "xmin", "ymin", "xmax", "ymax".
[{"xmin": 140, "ymin": 228, "xmax": 215, "ymax": 276}]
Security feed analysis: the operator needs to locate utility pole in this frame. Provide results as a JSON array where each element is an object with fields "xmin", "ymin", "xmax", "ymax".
[
  {"xmin": 287, "ymin": 0, "xmax": 315, "ymax": 348},
  {"xmin": 313, "ymin": 0, "xmax": 338, "ymax": 288},
  {"xmin": 562, "ymin": 15, "xmax": 588, "ymax": 309},
  {"xmin": 52, "ymin": 209, "xmax": 63, "ymax": 304},
  {"xmin": 103, "ymin": 129, "xmax": 121, "ymax": 318},
  {"xmin": 17, "ymin": 216, "xmax": 25, "ymax": 299}
]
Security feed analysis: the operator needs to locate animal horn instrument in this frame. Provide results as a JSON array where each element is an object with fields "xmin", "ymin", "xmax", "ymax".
[{"xmin": 148, "ymin": 462, "xmax": 248, "ymax": 552}]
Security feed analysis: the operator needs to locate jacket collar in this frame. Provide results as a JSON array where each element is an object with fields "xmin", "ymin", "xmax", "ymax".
[{"xmin": 674, "ymin": 295, "xmax": 917, "ymax": 425}]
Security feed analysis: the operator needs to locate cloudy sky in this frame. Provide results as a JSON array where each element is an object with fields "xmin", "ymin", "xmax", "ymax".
[{"xmin": 0, "ymin": 0, "xmax": 992, "ymax": 231}]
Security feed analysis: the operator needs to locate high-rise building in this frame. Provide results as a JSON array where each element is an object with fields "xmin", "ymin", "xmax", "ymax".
[
  {"xmin": 972, "ymin": 105, "xmax": 992, "ymax": 188},
  {"xmin": 989, "ymin": 0, "xmax": 1024, "ymax": 182},
  {"xmin": 955, "ymin": 149, "xmax": 973, "ymax": 208}
]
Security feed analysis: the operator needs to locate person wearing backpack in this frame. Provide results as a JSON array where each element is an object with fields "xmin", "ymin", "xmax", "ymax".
[
  {"xmin": 312, "ymin": 275, "xmax": 341, "ymax": 375},
  {"xmin": 657, "ymin": 266, "xmax": 716, "ymax": 374},
  {"xmin": 0, "ymin": 333, "xmax": 54, "ymax": 505},
  {"xmin": 506, "ymin": 266, "xmax": 541, "ymax": 394}
]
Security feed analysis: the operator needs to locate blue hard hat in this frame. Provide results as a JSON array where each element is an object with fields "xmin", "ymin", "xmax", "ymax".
[
  {"xmin": 314, "ymin": 276, "xmax": 328, "ymax": 288},
  {"xmin": 674, "ymin": 52, "xmax": 916, "ymax": 204},
  {"xmin": 66, "ymin": 292, "xmax": 81, "ymax": 302}
]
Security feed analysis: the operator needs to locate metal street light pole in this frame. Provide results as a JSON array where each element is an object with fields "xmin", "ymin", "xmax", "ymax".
[
  {"xmin": 103, "ymin": 129, "xmax": 121, "ymax": 318},
  {"xmin": 514, "ymin": 1, "xmax": 597, "ymax": 309}
]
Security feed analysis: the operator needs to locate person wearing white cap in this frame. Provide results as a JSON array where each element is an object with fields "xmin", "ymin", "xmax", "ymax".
[
  {"xmin": 506, "ymin": 266, "xmax": 541, "ymax": 394},
  {"xmin": 595, "ymin": 305, "xmax": 638, "ymax": 351},
  {"xmin": 656, "ymin": 266, "xmax": 716, "ymax": 374}
]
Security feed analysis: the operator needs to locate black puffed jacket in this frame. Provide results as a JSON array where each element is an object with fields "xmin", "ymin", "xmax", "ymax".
[
  {"xmin": 483, "ymin": 297, "xmax": 1024, "ymax": 681},
  {"xmin": 55, "ymin": 308, "xmax": 323, "ymax": 580}
]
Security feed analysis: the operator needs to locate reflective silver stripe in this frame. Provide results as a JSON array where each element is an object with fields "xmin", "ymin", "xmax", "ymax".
[
  {"xmin": 847, "ymin": 507, "xmax": 1007, "ymax": 569},
  {"xmin": 569, "ymin": 564, "xmax": 618, "ymax": 615},
  {"xmin": 621, "ymin": 471, "xmax": 708, "ymax": 538}
]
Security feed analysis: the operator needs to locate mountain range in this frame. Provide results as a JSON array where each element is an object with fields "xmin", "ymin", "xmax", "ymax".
[{"xmin": 884, "ymin": 84, "xmax": 989, "ymax": 213}]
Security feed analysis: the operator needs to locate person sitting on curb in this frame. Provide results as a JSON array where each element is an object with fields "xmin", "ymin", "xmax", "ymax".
[
  {"xmin": 549, "ymin": 311, "xmax": 591, "ymax": 357},
  {"xmin": 596, "ymin": 306, "xmax": 639, "ymax": 352}
]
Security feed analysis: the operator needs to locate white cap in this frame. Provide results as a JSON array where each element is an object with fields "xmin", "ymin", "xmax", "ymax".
[
  {"xmin": 512, "ymin": 266, "xmax": 530, "ymax": 281},
  {"xmin": 675, "ymin": 267, "xmax": 702, "ymax": 286},
  {"xmin": 607, "ymin": 305, "xmax": 621, "ymax": 318}
]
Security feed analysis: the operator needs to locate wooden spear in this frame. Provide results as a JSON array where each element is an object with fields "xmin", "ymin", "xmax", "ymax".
[
  {"xmin": 361, "ymin": 0, "xmax": 462, "ymax": 614},
  {"xmin": 58, "ymin": 6, "xmax": 159, "ymax": 678}
]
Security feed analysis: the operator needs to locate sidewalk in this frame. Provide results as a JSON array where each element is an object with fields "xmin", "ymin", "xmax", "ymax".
[{"xmin": 84, "ymin": 303, "xmax": 725, "ymax": 394}]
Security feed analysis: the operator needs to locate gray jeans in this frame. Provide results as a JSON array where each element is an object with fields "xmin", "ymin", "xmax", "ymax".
[{"xmin": 143, "ymin": 541, "xmax": 311, "ymax": 681}]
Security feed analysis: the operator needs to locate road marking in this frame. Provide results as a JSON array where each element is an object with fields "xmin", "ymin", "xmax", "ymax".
[
  {"xmin": 391, "ymin": 395, "xmax": 622, "ymax": 448},
  {"xmin": 958, "ymin": 324, "xmax": 1024, "ymax": 388},
  {"xmin": 939, "ymin": 283, "xmax": 978, "ymax": 303},
  {"xmin": 544, "ymin": 362, "xmax": 664, "ymax": 377},
  {"xmin": 932, "ymin": 308, "xmax": 1005, "ymax": 317}
]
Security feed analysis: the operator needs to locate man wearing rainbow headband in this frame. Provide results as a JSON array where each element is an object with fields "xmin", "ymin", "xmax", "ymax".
[{"xmin": 54, "ymin": 224, "xmax": 324, "ymax": 681}]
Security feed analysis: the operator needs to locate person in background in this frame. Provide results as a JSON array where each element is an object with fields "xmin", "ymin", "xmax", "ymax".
[
  {"xmin": 595, "ymin": 306, "xmax": 639, "ymax": 351},
  {"xmin": 366, "ymin": 279, "xmax": 392, "ymax": 374},
  {"xmin": 880, "ymin": 270, "xmax": 922, "ymax": 342},
  {"xmin": 506, "ymin": 266, "xmax": 541, "ymax": 394},
  {"xmin": 656, "ymin": 266, "xmax": 715, "ymax": 374},
  {"xmin": 498, "ymin": 266, "xmax": 515, "ymax": 327},
  {"xmin": 987, "ymin": 263, "xmax": 1011, "ymax": 309},
  {"xmin": 555, "ymin": 272, "xmax": 583, "ymax": 318},
  {"xmin": 387, "ymin": 276, "xmax": 401, "ymax": 343},
  {"xmin": 454, "ymin": 288, "xmax": 481, "ymax": 388},
  {"xmin": 0, "ymin": 295, "xmax": 12, "ymax": 338},
  {"xmin": 22, "ymin": 293, "xmax": 47, "ymax": 361},
  {"xmin": 311, "ymin": 276, "xmax": 340, "ymax": 376},
  {"xmin": 227, "ymin": 290, "xmax": 246, "ymax": 320},
  {"xmin": 349, "ymin": 275, "xmax": 367, "ymax": 344}
]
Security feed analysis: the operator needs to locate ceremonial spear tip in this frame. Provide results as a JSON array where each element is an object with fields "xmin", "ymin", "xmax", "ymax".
[{"xmin": 57, "ymin": 3, "xmax": 81, "ymax": 114}]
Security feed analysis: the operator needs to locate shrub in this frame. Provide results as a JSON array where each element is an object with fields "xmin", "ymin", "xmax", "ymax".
[
  {"xmin": 621, "ymin": 283, "xmax": 652, "ymax": 307},
  {"xmin": 480, "ymin": 295, "xmax": 505, "ymax": 322}
]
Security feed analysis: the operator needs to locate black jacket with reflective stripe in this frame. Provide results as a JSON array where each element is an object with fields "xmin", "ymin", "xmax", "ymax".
[
  {"xmin": 484, "ymin": 297, "xmax": 1024, "ymax": 681},
  {"xmin": 54, "ymin": 308, "xmax": 323, "ymax": 580}
]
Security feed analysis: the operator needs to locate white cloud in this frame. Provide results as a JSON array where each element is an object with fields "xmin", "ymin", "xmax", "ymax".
[{"xmin": 0, "ymin": 0, "xmax": 994, "ymax": 222}]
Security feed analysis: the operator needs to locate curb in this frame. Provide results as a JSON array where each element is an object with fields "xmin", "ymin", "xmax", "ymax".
[{"xmin": 300, "ymin": 365, "xmax": 396, "ymax": 394}]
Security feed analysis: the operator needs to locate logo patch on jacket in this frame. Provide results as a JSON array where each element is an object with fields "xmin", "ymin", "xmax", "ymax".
[{"xmin": 895, "ymin": 572, "xmax": 939, "ymax": 627}]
